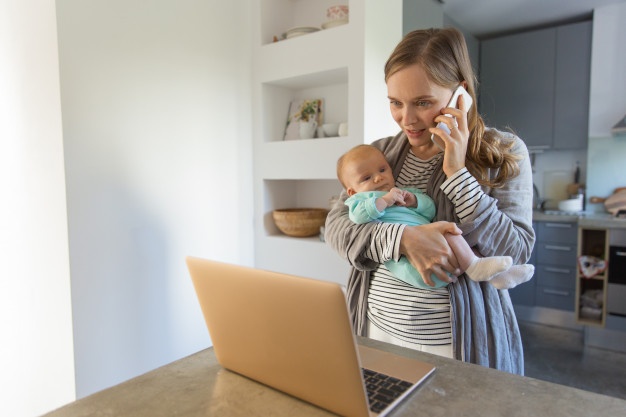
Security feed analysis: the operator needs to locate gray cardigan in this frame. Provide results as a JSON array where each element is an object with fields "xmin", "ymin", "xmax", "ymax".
[{"xmin": 325, "ymin": 129, "xmax": 535, "ymax": 375}]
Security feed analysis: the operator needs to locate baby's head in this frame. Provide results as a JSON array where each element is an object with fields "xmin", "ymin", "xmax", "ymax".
[{"xmin": 337, "ymin": 145, "xmax": 395, "ymax": 196}]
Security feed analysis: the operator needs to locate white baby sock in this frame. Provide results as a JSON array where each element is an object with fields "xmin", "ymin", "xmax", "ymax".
[
  {"xmin": 490, "ymin": 264, "xmax": 535, "ymax": 290},
  {"xmin": 464, "ymin": 256, "xmax": 512, "ymax": 281}
]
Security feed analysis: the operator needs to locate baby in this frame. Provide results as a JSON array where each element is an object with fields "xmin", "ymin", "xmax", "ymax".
[{"xmin": 336, "ymin": 144, "xmax": 534, "ymax": 290}]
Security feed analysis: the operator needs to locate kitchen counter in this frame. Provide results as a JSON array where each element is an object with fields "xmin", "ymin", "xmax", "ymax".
[
  {"xmin": 44, "ymin": 338, "xmax": 626, "ymax": 417},
  {"xmin": 534, "ymin": 210, "xmax": 626, "ymax": 228}
]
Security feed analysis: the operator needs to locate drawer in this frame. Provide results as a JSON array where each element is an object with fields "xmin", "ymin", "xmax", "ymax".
[
  {"xmin": 535, "ymin": 285, "xmax": 575, "ymax": 311},
  {"xmin": 536, "ymin": 221, "xmax": 577, "ymax": 243},
  {"xmin": 536, "ymin": 242, "xmax": 577, "ymax": 266},
  {"xmin": 509, "ymin": 279, "xmax": 536, "ymax": 306},
  {"xmin": 535, "ymin": 264, "xmax": 576, "ymax": 290}
]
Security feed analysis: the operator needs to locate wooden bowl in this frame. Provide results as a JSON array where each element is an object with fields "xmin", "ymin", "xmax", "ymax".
[{"xmin": 272, "ymin": 208, "xmax": 329, "ymax": 237}]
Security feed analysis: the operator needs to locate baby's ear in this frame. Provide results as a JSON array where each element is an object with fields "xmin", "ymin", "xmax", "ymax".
[{"xmin": 347, "ymin": 188, "xmax": 356, "ymax": 196}]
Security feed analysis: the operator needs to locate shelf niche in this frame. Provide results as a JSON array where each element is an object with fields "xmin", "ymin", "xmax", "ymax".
[
  {"xmin": 260, "ymin": 0, "xmax": 351, "ymax": 46},
  {"xmin": 576, "ymin": 227, "xmax": 608, "ymax": 326},
  {"xmin": 263, "ymin": 179, "xmax": 342, "ymax": 237},
  {"xmin": 262, "ymin": 67, "xmax": 348, "ymax": 143}
]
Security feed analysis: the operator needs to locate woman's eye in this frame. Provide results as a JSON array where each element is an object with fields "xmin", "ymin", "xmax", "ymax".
[
  {"xmin": 416, "ymin": 100, "xmax": 430, "ymax": 107},
  {"xmin": 390, "ymin": 100, "xmax": 401, "ymax": 107}
]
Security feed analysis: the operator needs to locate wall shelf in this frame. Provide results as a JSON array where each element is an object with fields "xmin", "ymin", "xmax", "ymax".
[
  {"xmin": 252, "ymin": 1, "xmax": 438, "ymax": 280},
  {"xmin": 576, "ymin": 226, "xmax": 609, "ymax": 327}
]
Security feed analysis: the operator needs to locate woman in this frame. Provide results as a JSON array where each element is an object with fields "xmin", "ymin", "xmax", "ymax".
[{"xmin": 324, "ymin": 28, "xmax": 535, "ymax": 374}]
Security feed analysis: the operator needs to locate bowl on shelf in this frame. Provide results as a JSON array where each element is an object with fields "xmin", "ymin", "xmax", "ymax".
[
  {"xmin": 272, "ymin": 208, "xmax": 329, "ymax": 237},
  {"xmin": 322, "ymin": 123, "xmax": 339, "ymax": 137}
]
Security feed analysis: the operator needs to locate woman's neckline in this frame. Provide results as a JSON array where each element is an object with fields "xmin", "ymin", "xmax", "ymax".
[{"xmin": 409, "ymin": 148, "xmax": 443, "ymax": 162}]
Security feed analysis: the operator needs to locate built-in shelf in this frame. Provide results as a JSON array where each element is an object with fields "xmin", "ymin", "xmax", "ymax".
[
  {"xmin": 576, "ymin": 226, "xmax": 609, "ymax": 326},
  {"xmin": 252, "ymin": 1, "xmax": 434, "ymax": 280},
  {"xmin": 259, "ymin": 0, "xmax": 351, "ymax": 47},
  {"xmin": 262, "ymin": 67, "xmax": 349, "ymax": 143},
  {"xmin": 263, "ymin": 179, "xmax": 341, "ymax": 237}
]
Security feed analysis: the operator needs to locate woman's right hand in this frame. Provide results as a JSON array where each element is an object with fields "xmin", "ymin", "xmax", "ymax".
[{"xmin": 399, "ymin": 222, "xmax": 463, "ymax": 286}]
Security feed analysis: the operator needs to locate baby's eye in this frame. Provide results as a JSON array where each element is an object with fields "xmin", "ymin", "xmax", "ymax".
[{"xmin": 361, "ymin": 175, "xmax": 371, "ymax": 182}]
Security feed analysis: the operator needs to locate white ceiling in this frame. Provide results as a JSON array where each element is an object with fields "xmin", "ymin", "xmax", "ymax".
[{"xmin": 442, "ymin": 0, "xmax": 626, "ymax": 38}]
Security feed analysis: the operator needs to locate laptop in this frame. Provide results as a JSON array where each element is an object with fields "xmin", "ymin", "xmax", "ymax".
[{"xmin": 186, "ymin": 257, "xmax": 435, "ymax": 417}]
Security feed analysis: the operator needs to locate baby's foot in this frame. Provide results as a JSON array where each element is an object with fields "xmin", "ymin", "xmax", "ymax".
[
  {"xmin": 465, "ymin": 256, "xmax": 512, "ymax": 281},
  {"xmin": 490, "ymin": 264, "xmax": 535, "ymax": 290}
]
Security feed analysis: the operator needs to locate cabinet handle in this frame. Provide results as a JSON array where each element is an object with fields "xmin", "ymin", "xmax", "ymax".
[
  {"xmin": 543, "ymin": 288, "xmax": 570, "ymax": 296},
  {"xmin": 616, "ymin": 251, "xmax": 626, "ymax": 257},
  {"xmin": 545, "ymin": 223, "xmax": 573, "ymax": 229},
  {"xmin": 544, "ymin": 267, "xmax": 571, "ymax": 274},
  {"xmin": 545, "ymin": 245, "xmax": 572, "ymax": 251}
]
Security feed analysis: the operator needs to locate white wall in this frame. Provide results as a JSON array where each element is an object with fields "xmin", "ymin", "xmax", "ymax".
[
  {"xmin": 0, "ymin": 1, "xmax": 76, "ymax": 415},
  {"xmin": 586, "ymin": 2, "xmax": 626, "ymax": 210},
  {"xmin": 56, "ymin": 0, "xmax": 253, "ymax": 400}
]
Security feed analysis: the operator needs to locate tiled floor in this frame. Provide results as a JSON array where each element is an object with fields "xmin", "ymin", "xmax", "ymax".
[{"xmin": 519, "ymin": 320, "xmax": 626, "ymax": 400}]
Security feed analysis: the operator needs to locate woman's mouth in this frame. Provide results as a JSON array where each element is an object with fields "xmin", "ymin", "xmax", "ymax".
[{"xmin": 404, "ymin": 127, "xmax": 424, "ymax": 139}]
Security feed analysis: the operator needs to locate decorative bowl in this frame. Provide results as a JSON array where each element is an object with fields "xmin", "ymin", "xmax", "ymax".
[
  {"xmin": 322, "ymin": 123, "xmax": 339, "ymax": 137},
  {"xmin": 272, "ymin": 208, "xmax": 329, "ymax": 237}
]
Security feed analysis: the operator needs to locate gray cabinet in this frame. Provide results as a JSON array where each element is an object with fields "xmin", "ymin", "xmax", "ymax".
[
  {"xmin": 510, "ymin": 220, "xmax": 578, "ymax": 310},
  {"xmin": 534, "ymin": 221, "xmax": 578, "ymax": 311},
  {"xmin": 509, "ymin": 223, "xmax": 537, "ymax": 306},
  {"xmin": 479, "ymin": 21, "xmax": 591, "ymax": 151},
  {"xmin": 480, "ymin": 28, "xmax": 555, "ymax": 149},
  {"xmin": 553, "ymin": 21, "xmax": 592, "ymax": 150}
]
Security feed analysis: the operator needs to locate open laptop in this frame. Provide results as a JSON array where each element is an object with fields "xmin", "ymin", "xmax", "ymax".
[{"xmin": 186, "ymin": 257, "xmax": 435, "ymax": 417}]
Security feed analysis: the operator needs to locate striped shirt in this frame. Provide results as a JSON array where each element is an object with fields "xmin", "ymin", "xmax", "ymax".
[{"xmin": 366, "ymin": 150, "xmax": 484, "ymax": 346}]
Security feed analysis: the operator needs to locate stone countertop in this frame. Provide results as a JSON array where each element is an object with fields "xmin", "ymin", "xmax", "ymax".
[
  {"xmin": 534, "ymin": 210, "xmax": 626, "ymax": 228},
  {"xmin": 44, "ymin": 338, "xmax": 626, "ymax": 417}
]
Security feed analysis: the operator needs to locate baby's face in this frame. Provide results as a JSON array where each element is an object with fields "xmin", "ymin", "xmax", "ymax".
[{"xmin": 344, "ymin": 150, "xmax": 395, "ymax": 196}]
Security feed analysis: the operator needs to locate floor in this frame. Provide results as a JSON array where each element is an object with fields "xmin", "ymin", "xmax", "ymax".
[{"xmin": 519, "ymin": 320, "xmax": 626, "ymax": 400}]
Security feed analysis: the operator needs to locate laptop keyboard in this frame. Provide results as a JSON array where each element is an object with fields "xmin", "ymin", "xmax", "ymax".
[{"xmin": 362, "ymin": 368, "xmax": 413, "ymax": 414}]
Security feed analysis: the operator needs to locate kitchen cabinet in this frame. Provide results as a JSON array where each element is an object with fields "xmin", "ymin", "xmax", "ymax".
[
  {"xmin": 509, "ymin": 221, "xmax": 577, "ymax": 312},
  {"xmin": 575, "ymin": 226, "xmax": 626, "ymax": 327},
  {"xmin": 553, "ymin": 21, "xmax": 592, "ymax": 149},
  {"xmin": 576, "ymin": 219, "xmax": 626, "ymax": 352},
  {"xmin": 251, "ymin": 1, "xmax": 443, "ymax": 283},
  {"xmin": 511, "ymin": 220, "xmax": 578, "ymax": 311},
  {"xmin": 479, "ymin": 21, "xmax": 591, "ymax": 151},
  {"xmin": 508, "ymin": 223, "xmax": 536, "ymax": 306},
  {"xmin": 534, "ymin": 221, "xmax": 578, "ymax": 311}
]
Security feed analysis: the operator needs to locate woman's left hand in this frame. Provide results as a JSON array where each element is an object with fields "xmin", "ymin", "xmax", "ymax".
[{"xmin": 429, "ymin": 94, "xmax": 470, "ymax": 177}]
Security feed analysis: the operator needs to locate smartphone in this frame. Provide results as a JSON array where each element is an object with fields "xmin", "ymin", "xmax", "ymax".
[{"xmin": 430, "ymin": 85, "xmax": 474, "ymax": 150}]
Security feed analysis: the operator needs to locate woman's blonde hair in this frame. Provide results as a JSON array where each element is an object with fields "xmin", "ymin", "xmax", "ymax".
[{"xmin": 384, "ymin": 27, "xmax": 521, "ymax": 188}]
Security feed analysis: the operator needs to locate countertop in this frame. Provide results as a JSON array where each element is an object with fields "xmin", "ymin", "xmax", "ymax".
[
  {"xmin": 44, "ymin": 338, "xmax": 626, "ymax": 417},
  {"xmin": 534, "ymin": 210, "xmax": 626, "ymax": 228}
]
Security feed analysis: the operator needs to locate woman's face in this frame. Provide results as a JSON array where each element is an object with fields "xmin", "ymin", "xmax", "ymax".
[{"xmin": 387, "ymin": 63, "xmax": 454, "ymax": 150}]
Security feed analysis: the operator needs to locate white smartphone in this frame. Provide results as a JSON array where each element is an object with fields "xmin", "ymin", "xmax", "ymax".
[{"xmin": 430, "ymin": 85, "xmax": 473, "ymax": 150}]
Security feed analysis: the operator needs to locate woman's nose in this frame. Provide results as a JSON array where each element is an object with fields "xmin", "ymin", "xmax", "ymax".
[{"xmin": 402, "ymin": 107, "xmax": 417, "ymax": 125}]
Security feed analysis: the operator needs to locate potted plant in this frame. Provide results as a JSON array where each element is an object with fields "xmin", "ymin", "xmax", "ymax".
[{"xmin": 295, "ymin": 100, "xmax": 320, "ymax": 138}]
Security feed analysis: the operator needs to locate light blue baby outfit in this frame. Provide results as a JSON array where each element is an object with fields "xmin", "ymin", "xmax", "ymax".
[{"xmin": 345, "ymin": 188, "xmax": 449, "ymax": 289}]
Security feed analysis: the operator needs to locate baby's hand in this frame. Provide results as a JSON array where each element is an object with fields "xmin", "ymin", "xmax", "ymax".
[
  {"xmin": 402, "ymin": 190, "xmax": 417, "ymax": 207},
  {"xmin": 383, "ymin": 187, "xmax": 406, "ymax": 207}
]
